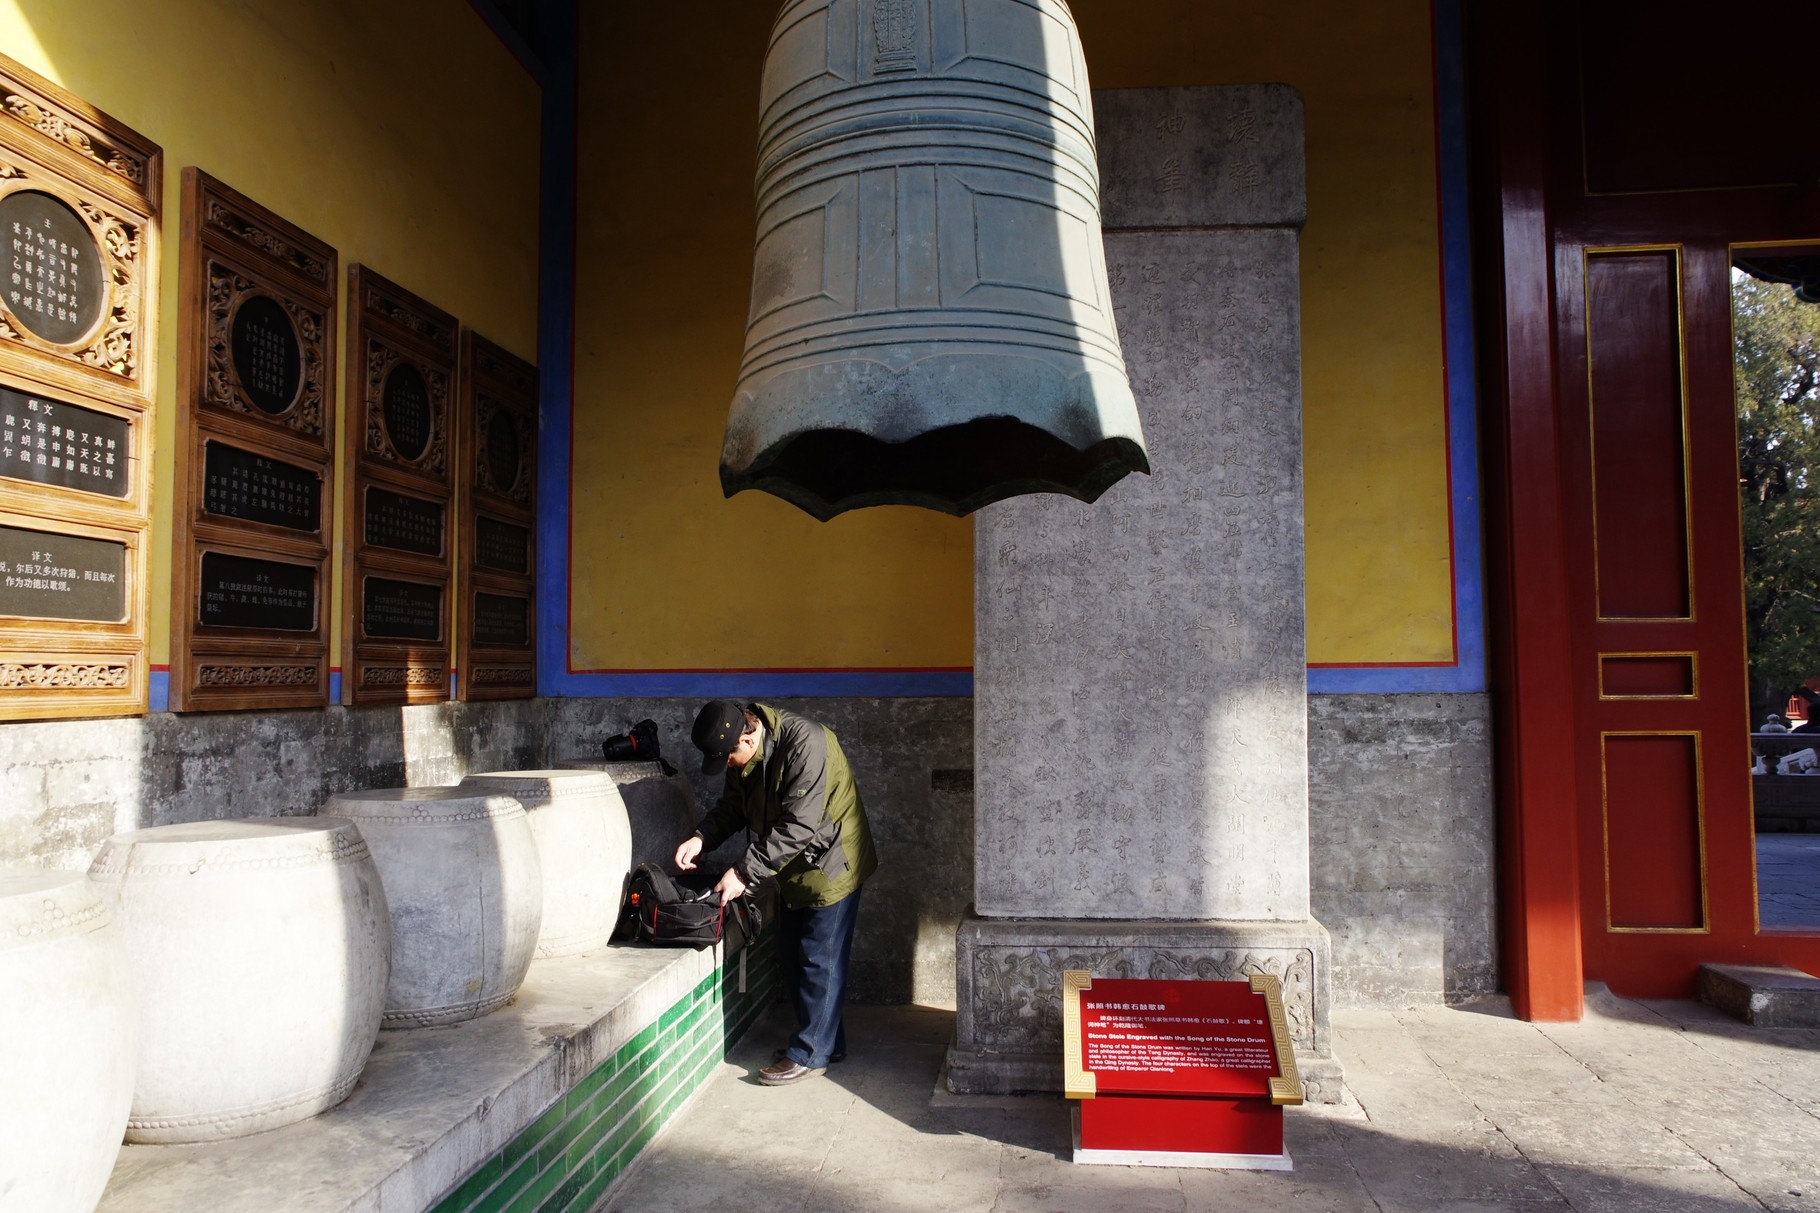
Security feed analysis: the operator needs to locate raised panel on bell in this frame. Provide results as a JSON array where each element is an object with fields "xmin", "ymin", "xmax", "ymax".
[
  {"xmin": 946, "ymin": 173, "xmax": 1100, "ymax": 309},
  {"xmin": 170, "ymin": 170, "xmax": 336, "ymax": 711},
  {"xmin": 0, "ymin": 53, "xmax": 159, "ymax": 720},
  {"xmin": 1586, "ymin": 247, "xmax": 1692, "ymax": 621},
  {"xmin": 457, "ymin": 330, "xmax": 536, "ymax": 701},
  {"xmin": 761, "ymin": 0, "xmax": 857, "ymax": 106},
  {"xmin": 938, "ymin": 0, "xmax": 1085, "ymax": 107},
  {"xmin": 344, "ymin": 266, "xmax": 458, "ymax": 705}
]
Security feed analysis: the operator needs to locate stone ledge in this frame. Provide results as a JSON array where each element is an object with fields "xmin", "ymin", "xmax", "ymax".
[
  {"xmin": 1700, "ymin": 962, "xmax": 1820, "ymax": 1029},
  {"xmin": 97, "ymin": 935, "xmax": 758, "ymax": 1213}
]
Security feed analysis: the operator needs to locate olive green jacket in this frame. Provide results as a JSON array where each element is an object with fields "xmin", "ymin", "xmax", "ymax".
[{"xmin": 694, "ymin": 704, "xmax": 877, "ymax": 909}]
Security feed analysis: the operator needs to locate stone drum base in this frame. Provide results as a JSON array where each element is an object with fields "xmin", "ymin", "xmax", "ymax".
[
  {"xmin": 88, "ymin": 818, "xmax": 391, "ymax": 1143},
  {"xmin": 0, "ymin": 869, "xmax": 135, "ymax": 1213},
  {"xmin": 320, "ymin": 787, "xmax": 543, "ymax": 1028},
  {"xmin": 948, "ymin": 913, "xmax": 1344, "ymax": 1103},
  {"xmin": 461, "ymin": 770, "xmax": 632, "ymax": 958}
]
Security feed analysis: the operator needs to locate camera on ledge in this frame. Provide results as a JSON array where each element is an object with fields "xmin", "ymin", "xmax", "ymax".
[{"xmin": 603, "ymin": 718, "xmax": 666, "ymax": 769}]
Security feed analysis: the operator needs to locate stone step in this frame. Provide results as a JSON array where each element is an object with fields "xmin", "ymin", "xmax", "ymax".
[{"xmin": 1699, "ymin": 963, "xmax": 1820, "ymax": 1028}]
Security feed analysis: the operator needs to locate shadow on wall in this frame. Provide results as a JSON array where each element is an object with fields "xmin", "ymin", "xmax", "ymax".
[
  {"xmin": 1307, "ymin": 693, "xmax": 1499, "ymax": 1007},
  {"xmin": 0, "ymin": 702, "xmax": 548, "ymax": 871}
]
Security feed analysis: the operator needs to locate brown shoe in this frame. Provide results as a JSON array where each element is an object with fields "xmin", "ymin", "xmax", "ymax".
[{"xmin": 758, "ymin": 1059, "xmax": 825, "ymax": 1086}]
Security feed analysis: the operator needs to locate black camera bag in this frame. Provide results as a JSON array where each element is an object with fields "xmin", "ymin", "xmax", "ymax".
[{"xmin": 623, "ymin": 862, "xmax": 760, "ymax": 949}]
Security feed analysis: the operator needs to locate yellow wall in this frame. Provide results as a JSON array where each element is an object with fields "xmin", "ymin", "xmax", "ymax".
[
  {"xmin": 0, "ymin": 0, "xmax": 542, "ymax": 668},
  {"xmin": 1072, "ymin": 1, "xmax": 1454, "ymax": 665},
  {"xmin": 572, "ymin": 0, "xmax": 1453, "ymax": 673}
]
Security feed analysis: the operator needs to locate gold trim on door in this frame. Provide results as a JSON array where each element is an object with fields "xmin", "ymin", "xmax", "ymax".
[
  {"xmin": 1600, "ymin": 729, "xmax": 1710, "ymax": 934},
  {"xmin": 1584, "ymin": 245, "xmax": 1696, "ymax": 624}
]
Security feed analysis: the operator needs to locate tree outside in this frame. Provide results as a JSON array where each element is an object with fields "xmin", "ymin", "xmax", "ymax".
[{"xmin": 1736, "ymin": 261, "xmax": 1820, "ymax": 724}]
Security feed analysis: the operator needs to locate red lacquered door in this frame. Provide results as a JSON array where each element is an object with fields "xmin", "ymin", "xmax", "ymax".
[{"xmin": 1557, "ymin": 229, "xmax": 1820, "ymax": 994}]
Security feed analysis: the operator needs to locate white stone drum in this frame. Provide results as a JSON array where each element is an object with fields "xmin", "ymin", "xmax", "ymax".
[
  {"xmin": 459, "ymin": 770, "xmax": 630, "ymax": 958},
  {"xmin": 88, "ymin": 818, "xmax": 391, "ymax": 1143},
  {"xmin": 556, "ymin": 759, "xmax": 701, "ymax": 870},
  {"xmin": 319, "ymin": 788, "xmax": 542, "ymax": 1028},
  {"xmin": 0, "ymin": 869, "xmax": 135, "ymax": 1213}
]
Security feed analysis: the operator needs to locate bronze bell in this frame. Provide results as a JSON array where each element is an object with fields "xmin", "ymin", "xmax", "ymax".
[{"xmin": 723, "ymin": 0, "xmax": 1149, "ymax": 521}]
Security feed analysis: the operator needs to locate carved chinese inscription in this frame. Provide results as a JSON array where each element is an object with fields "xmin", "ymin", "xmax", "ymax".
[
  {"xmin": 344, "ymin": 265, "xmax": 457, "ymax": 705},
  {"xmin": 381, "ymin": 361, "xmax": 432, "ymax": 460},
  {"xmin": 363, "ymin": 576, "xmax": 441, "ymax": 642},
  {"xmin": 364, "ymin": 486, "xmax": 443, "ymax": 557},
  {"xmin": 1, "ymin": 385, "xmax": 128, "ymax": 498},
  {"xmin": 474, "ymin": 514, "xmax": 529, "ymax": 573},
  {"xmin": 0, "ymin": 523, "xmax": 125, "ymax": 622},
  {"xmin": 171, "ymin": 170, "xmax": 336, "ymax": 711},
  {"xmin": 974, "ymin": 221, "xmax": 1307, "ymax": 922},
  {"xmin": 229, "ymin": 293, "xmax": 302, "ymax": 414},
  {"xmin": 202, "ymin": 441, "xmax": 320, "ymax": 532},
  {"xmin": 1, "ymin": 190, "xmax": 104, "ymax": 344},
  {"xmin": 197, "ymin": 551, "xmax": 315, "ymax": 632},
  {"xmin": 457, "ymin": 331, "xmax": 536, "ymax": 700},
  {"xmin": 0, "ymin": 52, "xmax": 159, "ymax": 721}
]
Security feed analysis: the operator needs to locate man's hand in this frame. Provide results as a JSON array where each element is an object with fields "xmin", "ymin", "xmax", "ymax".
[
  {"xmin": 674, "ymin": 835, "xmax": 704, "ymax": 871},
  {"xmin": 715, "ymin": 868, "xmax": 748, "ymax": 900}
]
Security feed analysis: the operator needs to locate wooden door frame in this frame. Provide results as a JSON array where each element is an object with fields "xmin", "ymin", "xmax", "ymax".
[
  {"xmin": 1474, "ymin": 0, "xmax": 1820, "ymax": 1019},
  {"xmin": 1473, "ymin": 0, "xmax": 1585, "ymax": 1021}
]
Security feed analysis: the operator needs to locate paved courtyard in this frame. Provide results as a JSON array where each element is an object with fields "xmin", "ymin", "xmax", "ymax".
[
  {"xmin": 600, "ymin": 989, "xmax": 1820, "ymax": 1213},
  {"xmin": 1760, "ymin": 833, "xmax": 1820, "ymax": 929}
]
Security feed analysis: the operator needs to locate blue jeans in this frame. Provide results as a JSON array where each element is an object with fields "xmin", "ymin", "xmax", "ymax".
[{"xmin": 780, "ymin": 886, "xmax": 863, "ymax": 1069}]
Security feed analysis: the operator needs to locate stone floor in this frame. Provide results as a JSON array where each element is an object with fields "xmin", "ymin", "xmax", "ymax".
[
  {"xmin": 1759, "ymin": 833, "xmax": 1820, "ymax": 930},
  {"xmin": 597, "ymin": 988, "xmax": 1820, "ymax": 1213}
]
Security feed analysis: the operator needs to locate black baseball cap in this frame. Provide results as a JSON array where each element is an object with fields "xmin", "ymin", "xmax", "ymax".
[{"xmin": 691, "ymin": 700, "xmax": 748, "ymax": 774}]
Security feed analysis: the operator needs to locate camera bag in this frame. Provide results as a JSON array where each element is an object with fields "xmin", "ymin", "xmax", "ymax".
[{"xmin": 622, "ymin": 862, "xmax": 760, "ymax": 949}]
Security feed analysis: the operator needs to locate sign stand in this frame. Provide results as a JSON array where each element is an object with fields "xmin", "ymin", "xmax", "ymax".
[{"xmin": 1062, "ymin": 970, "xmax": 1304, "ymax": 1169}]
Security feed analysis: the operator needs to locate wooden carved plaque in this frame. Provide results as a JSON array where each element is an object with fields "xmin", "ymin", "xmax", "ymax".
[
  {"xmin": 457, "ymin": 331, "xmax": 536, "ymax": 700},
  {"xmin": 0, "ymin": 53, "xmax": 160, "ymax": 720},
  {"xmin": 343, "ymin": 266, "xmax": 457, "ymax": 704},
  {"xmin": 170, "ymin": 170, "xmax": 336, "ymax": 711}
]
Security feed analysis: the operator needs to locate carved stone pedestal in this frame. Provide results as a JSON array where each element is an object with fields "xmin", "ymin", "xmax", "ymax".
[{"xmin": 947, "ymin": 914, "xmax": 1342, "ymax": 1102}]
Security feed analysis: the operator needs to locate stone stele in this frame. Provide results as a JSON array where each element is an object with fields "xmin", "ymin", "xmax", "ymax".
[{"xmin": 950, "ymin": 84, "xmax": 1342, "ymax": 1100}]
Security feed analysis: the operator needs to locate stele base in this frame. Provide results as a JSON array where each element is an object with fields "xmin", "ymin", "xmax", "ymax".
[{"xmin": 1071, "ymin": 1096, "xmax": 1292, "ymax": 1171}]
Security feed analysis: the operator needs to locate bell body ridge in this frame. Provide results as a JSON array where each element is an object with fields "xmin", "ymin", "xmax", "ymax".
[{"xmin": 725, "ymin": 0, "xmax": 1149, "ymax": 520}]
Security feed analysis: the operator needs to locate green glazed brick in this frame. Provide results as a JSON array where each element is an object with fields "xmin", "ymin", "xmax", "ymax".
[
  {"xmin": 571, "ymin": 1154, "xmax": 623, "ymax": 1213},
  {"xmin": 429, "ymin": 950, "xmax": 778, "ymax": 1213},
  {"xmin": 430, "ymin": 1151, "xmax": 504, "ymax": 1213},
  {"xmin": 535, "ymin": 1108, "xmax": 591, "ymax": 1173},
  {"xmin": 500, "ymin": 1156, "xmax": 567, "ymax": 1213},
  {"xmin": 541, "ymin": 1163, "xmax": 590, "ymax": 1213}
]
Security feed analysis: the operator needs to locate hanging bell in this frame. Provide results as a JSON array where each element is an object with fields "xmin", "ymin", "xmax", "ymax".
[{"xmin": 723, "ymin": 0, "xmax": 1149, "ymax": 521}]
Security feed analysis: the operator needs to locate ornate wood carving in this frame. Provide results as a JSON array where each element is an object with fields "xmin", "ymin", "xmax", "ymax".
[
  {"xmin": 343, "ymin": 266, "xmax": 458, "ymax": 705},
  {"xmin": 0, "ymin": 53, "xmax": 158, "ymax": 721},
  {"xmin": 457, "ymin": 331, "xmax": 536, "ymax": 701},
  {"xmin": 170, "ymin": 170, "xmax": 336, "ymax": 712}
]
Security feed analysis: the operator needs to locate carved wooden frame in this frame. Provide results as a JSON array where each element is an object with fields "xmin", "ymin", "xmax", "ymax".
[
  {"xmin": 342, "ymin": 266, "xmax": 457, "ymax": 704},
  {"xmin": 457, "ymin": 330, "xmax": 536, "ymax": 700},
  {"xmin": 0, "ymin": 53, "xmax": 159, "ymax": 720},
  {"xmin": 170, "ymin": 170, "xmax": 337, "ymax": 711}
]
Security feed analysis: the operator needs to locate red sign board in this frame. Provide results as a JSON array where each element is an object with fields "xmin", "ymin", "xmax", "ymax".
[
  {"xmin": 1063, "ymin": 971, "xmax": 1303, "ymax": 1167},
  {"xmin": 1077, "ymin": 977, "xmax": 1279, "ymax": 1098}
]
